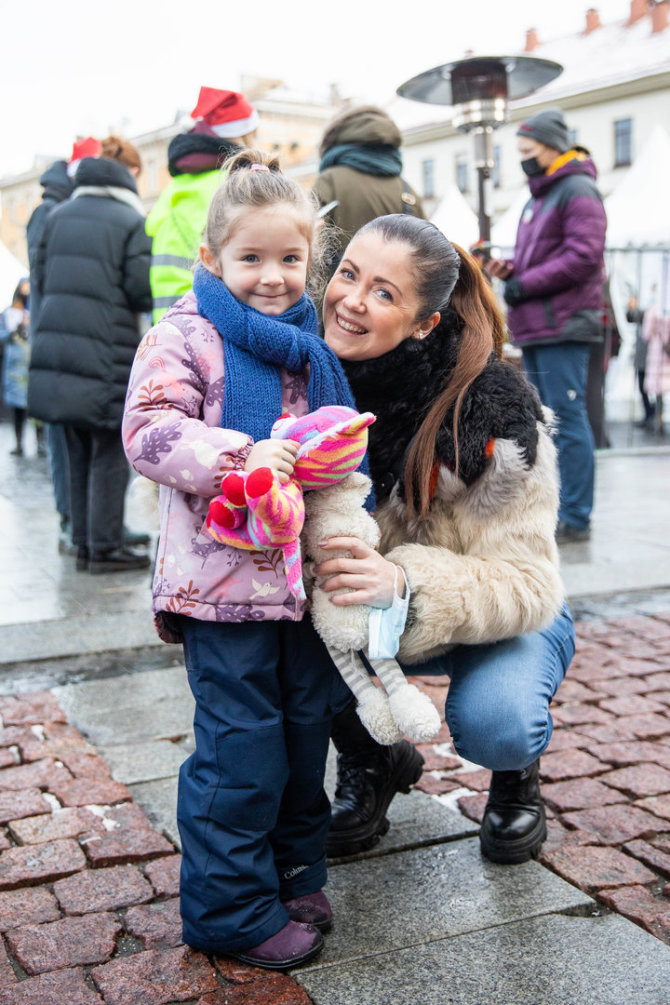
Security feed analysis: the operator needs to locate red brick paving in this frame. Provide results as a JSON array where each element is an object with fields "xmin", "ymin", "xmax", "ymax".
[
  {"xmin": 0, "ymin": 690, "xmax": 311, "ymax": 1004},
  {"xmin": 410, "ymin": 609, "xmax": 670, "ymax": 951},
  {"xmin": 1, "ymin": 609, "xmax": 670, "ymax": 998}
]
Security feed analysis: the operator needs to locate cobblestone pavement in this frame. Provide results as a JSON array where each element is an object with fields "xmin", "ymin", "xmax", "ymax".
[
  {"xmin": 0, "ymin": 691, "xmax": 310, "ymax": 1004},
  {"xmin": 413, "ymin": 610, "xmax": 670, "ymax": 947},
  {"xmin": 1, "ymin": 610, "xmax": 670, "ymax": 1002}
]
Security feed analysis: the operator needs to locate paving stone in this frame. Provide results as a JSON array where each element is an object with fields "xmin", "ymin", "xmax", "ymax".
[
  {"xmin": 574, "ymin": 716, "xmax": 670, "ymax": 744},
  {"xmin": 0, "ymin": 692, "xmax": 67, "ymax": 727},
  {"xmin": 124, "ymin": 897, "xmax": 182, "ymax": 947},
  {"xmin": 0, "ymin": 758, "xmax": 73, "ymax": 792},
  {"xmin": 643, "ymin": 672, "xmax": 670, "ymax": 693},
  {"xmin": 0, "ymin": 750, "xmax": 17, "ymax": 770},
  {"xmin": 97, "ymin": 739, "xmax": 189, "ymax": 786},
  {"xmin": 542, "ymin": 777, "xmax": 625, "ymax": 813},
  {"xmin": 456, "ymin": 792, "xmax": 488, "ymax": 823},
  {"xmin": 415, "ymin": 751, "xmax": 462, "ymax": 772},
  {"xmin": 597, "ymin": 884, "xmax": 670, "ymax": 940},
  {"xmin": 9, "ymin": 807, "xmax": 106, "ymax": 845},
  {"xmin": 7, "ymin": 911, "xmax": 121, "ymax": 974},
  {"xmin": 0, "ymin": 831, "xmax": 9, "ymax": 852},
  {"xmin": 445, "ymin": 768, "xmax": 491, "ymax": 792},
  {"xmin": 0, "ymin": 966, "xmax": 103, "ymax": 1004},
  {"xmin": 54, "ymin": 864, "xmax": 154, "ymax": 915},
  {"xmin": 624, "ymin": 839, "xmax": 670, "ymax": 878},
  {"xmin": 82, "ymin": 822, "xmax": 174, "ymax": 867},
  {"xmin": 600, "ymin": 763, "xmax": 670, "ymax": 798},
  {"xmin": 59, "ymin": 753, "xmax": 113, "ymax": 779},
  {"xmin": 414, "ymin": 774, "xmax": 462, "ymax": 796},
  {"xmin": 14, "ymin": 723, "xmax": 97, "ymax": 763},
  {"xmin": 47, "ymin": 776, "xmax": 132, "ymax": 807},
  {"xmin": 562, "ymin": 803, "xmax": 664, "ymax": 844},
  {"xmin": 585, "ymin": 740, "xmax": 670, "ymax": 770},
  {"xmin": 0, "ymin": 838, "xmax": 87, "ymax": 890},
  {"xmin": 553, "ymin": 679, "xmax": 606, "ymax": 703},
  {"xmin": 0, "ymin": 941, "xmax": 16, "ymax": 988},
  {"xmin": 550, "ymin": 703, "xmax": 614, "ymax": 726},
  {"xmin": 544, "ymin": 728, "xmax": 589, "ymax": 751},
  {"xmin": 91, "ymin": 945, "xmax": 219, "ymax": 1005},
  {"xmin": 144, "ymin": 855, "xmax": 181, "ymax": 897},
  {"xmin": 539, "ymin": 821, "xmax": 599, "ymax": 857},
  {"xmin": 650, "ymin": 691, "xmax": 670, "ymax": 706},
  {"xmin": 203, "ymin": 972, "xmax": 312, "ymax": 1004},
  {"xmin": 0, "ymin": 787, "xmax": 50, "ymax": 825},
  {"xmin": 592, "ymin": 675, "xmax": 655, "ymax": 697},
  {"xmin": 540, "ymin": 748, "xmax": 608, "ymax": 781},
  {"xmin": 0, "ymin": 886, "xmax": 61, "ymax": 930},
  {"xmin": 542, "ymin": 844, "xmax": 657, "ymax": 891},
  {"xmin": 637, "ymin": 794, "xmax": 670, "ymax": 822},
  {"xmin": 599, "ymin": 694, "xmax": 668, "ymax": 716}
]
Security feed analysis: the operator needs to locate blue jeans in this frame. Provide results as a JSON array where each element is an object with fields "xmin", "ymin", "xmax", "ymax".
[
  {"xmin": 177, "ymin": 614, "xmax": 343, "ymax": 953},
  {"xmin": 397, "ymin": 606, "xmax": 575, "ymax": 771},
  {"xmin": 522, "ymin": 342, "xmax": 595, "ymax": 529},
  {"xmin": 45, "ymin": 422, "xmax": 70, "ymax": 523}
]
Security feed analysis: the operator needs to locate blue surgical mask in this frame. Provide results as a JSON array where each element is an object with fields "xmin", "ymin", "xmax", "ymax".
[{"xmin": 368, "ymin": 566, "xmax": 410, "ymax": 660}]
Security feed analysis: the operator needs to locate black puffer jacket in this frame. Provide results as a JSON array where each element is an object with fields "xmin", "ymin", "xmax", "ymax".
[
  {"xmin": 28, "ymin": 157, "xmax": 152, "ymax": 429},
  {"xmin": 26, "ymin": 160, "xmax": 73, "ymax": 333}
]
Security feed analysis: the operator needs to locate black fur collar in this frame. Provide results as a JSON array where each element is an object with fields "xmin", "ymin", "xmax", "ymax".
[{"xmin": 343, "ymin": 313, "xmax": 544, "ymax": 502}]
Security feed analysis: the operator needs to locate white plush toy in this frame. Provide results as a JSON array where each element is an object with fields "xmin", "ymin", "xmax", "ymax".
[{"xmin": 303, "ymin": 471, "xmax": 441, "ymax": 745}]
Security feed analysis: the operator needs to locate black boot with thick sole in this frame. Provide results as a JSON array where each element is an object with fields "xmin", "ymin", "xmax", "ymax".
[
  {"xmin": 327, "ymin": 701, "xmax": 424, "ymax": 858},
  {"xmin": 479, "ymin": 759, "xmax": 547, "ymax": 864}
]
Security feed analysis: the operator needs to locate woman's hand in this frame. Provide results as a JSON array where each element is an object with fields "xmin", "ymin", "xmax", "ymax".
[
  {"xmin": 245, "ymin": 439, "xmax": 299, "ymax": 485},
  {"xmin": 314, "ymin": 537, "xmax": 403, "ymax": 608}
]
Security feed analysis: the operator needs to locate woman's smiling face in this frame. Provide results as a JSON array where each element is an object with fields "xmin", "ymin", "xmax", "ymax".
[{"xmin": 323, "ymin": 231, "xmax": 438, "ymax": 362}]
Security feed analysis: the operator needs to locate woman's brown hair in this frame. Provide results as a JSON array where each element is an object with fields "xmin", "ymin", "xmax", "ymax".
[{"xmin": 358, "ymin": 215, "xmax": 506, "ymax": 517}]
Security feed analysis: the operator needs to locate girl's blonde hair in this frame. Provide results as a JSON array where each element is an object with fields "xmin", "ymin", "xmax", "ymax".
[{"xmin": 203, "ymin": 149, "xmax": 328, "ymax": 286}]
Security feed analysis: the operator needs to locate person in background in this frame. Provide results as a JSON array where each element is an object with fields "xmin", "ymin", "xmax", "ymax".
[
  {"xmin": 485, "ymin": 108, "xmax": 607, "ymax": 544},
  {"xmin": 146, "ymin": 87, "xmax": 258, "ymax": 322},
  {"xmin": 123, "ymin": 150, "xmax": 362, "ymax": 970},
  {"xmin": 28, "ymin": 136, "xmax": 152, "ymax": 574},
  {"xmin": 641, "ymin": 297, "xmax": 670, "ymax": 436},
  {"xmin": 312, "ymin": 105, "xmax": 424, "ymax": 279},
  {"xmin": 26, "ymin": 137, "xmax": 99, "ymax": 550},
  {"xmin": 626, "ymin": 293, "xmax": 655, "ymax": 430},
  {"xmin": 1, "ymin": 279, "xmax": 39, "ymax": 456}
]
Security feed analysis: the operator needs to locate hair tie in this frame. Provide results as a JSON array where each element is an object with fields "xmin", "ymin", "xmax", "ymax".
[{"xmin": 250, "ymin": 163, "xmax": 270, "ymax": 172}]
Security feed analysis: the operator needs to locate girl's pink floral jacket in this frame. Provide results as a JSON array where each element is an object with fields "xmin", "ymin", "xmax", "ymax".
[{"xmin": 122, "ymin": 292, "xmax": 309, "ymax": 643}]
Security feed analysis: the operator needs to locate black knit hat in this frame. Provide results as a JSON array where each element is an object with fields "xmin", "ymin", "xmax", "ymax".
[{"xmin": 517, "ymin": 108, "xmax": 570, "ymax": 153}]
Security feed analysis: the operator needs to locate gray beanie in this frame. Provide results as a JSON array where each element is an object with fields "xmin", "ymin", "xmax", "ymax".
[{"xmin": 517, "ymin": 108, "xmax": 570, "ymax": 153}]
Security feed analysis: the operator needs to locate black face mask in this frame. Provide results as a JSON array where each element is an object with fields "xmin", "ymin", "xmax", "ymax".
[{"xmin": 521, "ymin": 157, "xmax": 546, "ymax": 178}]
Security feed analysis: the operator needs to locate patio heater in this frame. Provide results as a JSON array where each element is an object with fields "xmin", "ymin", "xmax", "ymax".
[{"xmin": 397, "ymin": 55, "xmax": 563, "ymax": 245}]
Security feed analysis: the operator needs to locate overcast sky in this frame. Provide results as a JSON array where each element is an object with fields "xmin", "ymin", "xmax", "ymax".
[{"xmin": 1, "ymin": 0, "xmax": 633, "ymax": 177}]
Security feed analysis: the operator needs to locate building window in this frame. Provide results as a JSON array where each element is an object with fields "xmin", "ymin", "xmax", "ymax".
[
  {"xmin": 422, "ymin": 158, "xmax": 435, "ymax": 198},
  {"xmin": 147, "ymin": 159, "xmax": 158, "ymax": 193},
  {"xmin": 614, "ymin": 118, "xmax": 632, "ymax": 167},
  {"xmin": 492, "ymin": 146, "xmax": 502, "ymax": 188},
  {"xmin": 568, "ymin": 128, "xmax": 578, "ymax": 147},
  {"xmin": 455, "ymin": 154, "xmax": 469, "ymax": 193}
]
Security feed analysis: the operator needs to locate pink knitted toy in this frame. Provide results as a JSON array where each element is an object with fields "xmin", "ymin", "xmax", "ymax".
[{"xmin": 205, "ymin": 406, "xmax": 375, "ymax": 599}]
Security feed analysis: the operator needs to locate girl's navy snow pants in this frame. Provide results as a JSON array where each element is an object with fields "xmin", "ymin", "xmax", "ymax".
[{"xmin": 176, "ymin": 614, "xmax": 349, "ymax": 953}]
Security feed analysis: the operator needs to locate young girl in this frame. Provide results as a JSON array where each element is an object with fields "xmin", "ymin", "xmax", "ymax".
[{"xmin": 122, "ymin": 150, "xmax": 358, "ymax": 970}]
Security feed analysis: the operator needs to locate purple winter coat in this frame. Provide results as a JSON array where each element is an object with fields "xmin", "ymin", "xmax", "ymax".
[
  {"xmin": 122, "ymin": 292, "xmax": 310, "ymax": 643},
  {"xmin": 507, "ymin": 153, "xmax": 607, "ymax": 347}
]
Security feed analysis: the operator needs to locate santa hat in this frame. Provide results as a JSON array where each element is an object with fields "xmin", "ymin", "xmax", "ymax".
[
  {"xmin": 190, "ymin": 87, "xmax": 259, "ymax": 139},
  {"xmin": 67, "ymin": 136, "xmax": 102, "ymax": 178},
  {"xmin": 69, "ymin": 137, "xmax": 102, "ymax": 163}
]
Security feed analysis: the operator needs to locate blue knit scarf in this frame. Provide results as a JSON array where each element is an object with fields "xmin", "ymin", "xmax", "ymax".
[
  {"xmin": 319, "ymin": 143, "xmax": 403, "ymax": 177},
  {"xmin": 193, "ymin": 262, "xmax": 359, "ymax": 443}
]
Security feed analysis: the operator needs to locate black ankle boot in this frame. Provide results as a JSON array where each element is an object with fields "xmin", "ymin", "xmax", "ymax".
[
  {"xmin": 479, "ymin": 759, "xmax": 546, "ymax": 864},
  {"xmin": 327, "ymin": 701, "xmax": 424, "ymax": 858}
]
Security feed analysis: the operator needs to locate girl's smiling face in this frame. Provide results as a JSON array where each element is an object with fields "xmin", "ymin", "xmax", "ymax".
[
  {"xmin": 200, "ymin": 205, "xmax": 310, "ymax": 315},
  {"xmin": 323, "ymin": 231, "xmax": 439, "ymax": 361}
]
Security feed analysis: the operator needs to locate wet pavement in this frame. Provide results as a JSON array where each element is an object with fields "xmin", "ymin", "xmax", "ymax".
[{"xmin": 1, "ymin": 417, "xmax": 670, "ymax": 1003}]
